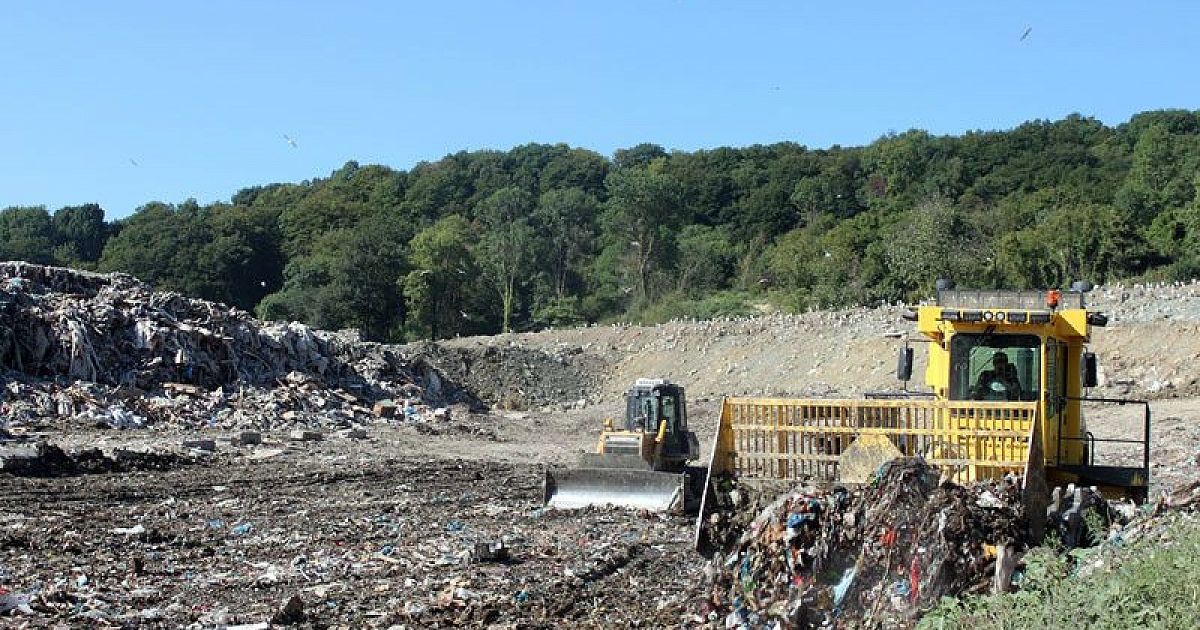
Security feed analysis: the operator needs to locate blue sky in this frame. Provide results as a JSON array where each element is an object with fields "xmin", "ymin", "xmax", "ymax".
[{"xmin": 2, "ymin": 1, "xmax": 1197, "ymax": 219}]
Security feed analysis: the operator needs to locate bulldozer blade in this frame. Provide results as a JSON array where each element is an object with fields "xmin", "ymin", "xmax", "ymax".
[
  {"xmin": 543, "ymin": 467, "xmax": 685, "ymax": 511},
  {"xmin": 838, "ymin": 433, "xmax": 905, "ymax": 484},
  {"xmin": 1022, "ymin": 412, "xmax": 1049, "ymax": 544}
]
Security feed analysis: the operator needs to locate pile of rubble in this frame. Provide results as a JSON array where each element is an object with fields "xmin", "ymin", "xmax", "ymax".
[
  {"xmin": 0, "ymin": 442, "xmax": 194, "ymax": 476},
  {"xmin": 699, "ymin": 459, "xmax": 1033, "ymax": 629},
  {"xmin": 401, "ymin": 340, "xmax": 605, "ymax": 411},
  {"xmin": 0, "ymin": 262, "xmax": 482, "ymax": 434}
]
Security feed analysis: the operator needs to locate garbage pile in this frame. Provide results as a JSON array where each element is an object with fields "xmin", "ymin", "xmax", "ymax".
[
  {"xmin": 700, "ymin": 459, "xmax": 1030, "ymax": 629},
  {"xmin": 0, "ymin": 262, "xmax": 482, "ymax": 432}
]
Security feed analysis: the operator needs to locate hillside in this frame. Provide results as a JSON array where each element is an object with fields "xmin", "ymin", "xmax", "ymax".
[{"xmin": 430, "ymin": 280, "xmax": 1200, "ymax": 403}]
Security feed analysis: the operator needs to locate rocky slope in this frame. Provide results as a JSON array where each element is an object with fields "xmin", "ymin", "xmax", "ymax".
[{"xmin": 431, "ymin": 281, "xmax": 1200, "ymax": 406}]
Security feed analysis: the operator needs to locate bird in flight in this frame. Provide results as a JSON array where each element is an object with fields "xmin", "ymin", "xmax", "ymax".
[
  {"xmin": 1019, "ymin": 26, "xmax": 1032, "ymax": 41},
  {"xmin": 283, "ymin": 134, "xmax": 298, "ymax": 149},
  {"xmin": 129, "ymin": 158, "xmax": 139, "ymax": 167}
]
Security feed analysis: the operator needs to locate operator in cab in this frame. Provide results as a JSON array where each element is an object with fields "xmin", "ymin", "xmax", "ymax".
[{"xmin": 973, "ymin": 351, "xmax": 1023, "ymax": 401}]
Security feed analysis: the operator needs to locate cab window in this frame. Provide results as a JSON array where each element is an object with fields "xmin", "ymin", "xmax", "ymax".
[
  {"xmin": 661, "ymin": 393, "xmax": 678, "ymax": 433},
  {"xmin": 949, "ymin": 334, "xmax": 1040, "ymax": 401}
]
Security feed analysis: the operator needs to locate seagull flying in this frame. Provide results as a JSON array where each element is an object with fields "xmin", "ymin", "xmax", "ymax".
[
  {"xmin": 283, "ymin": 134, "xmax": 298, "ymax": 149},
  {"xmin": 129, "ymin": 158, "xmax": 139, "ymax": 167},
  {"xmin": 1019, "ymin": 26, "xmax": 1032, "ymax": 41}
]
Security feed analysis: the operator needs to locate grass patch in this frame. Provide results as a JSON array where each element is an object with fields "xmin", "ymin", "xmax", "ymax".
[
  {"xmin": 919, "ymin": 513, "xmax": 1200, "ymax": 630},
  {"xmin": 619, "ymin": 290, "xmax": 760, "ymax": 324}
]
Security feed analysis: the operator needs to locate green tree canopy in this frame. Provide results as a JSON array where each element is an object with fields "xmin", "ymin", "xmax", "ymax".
[{"xmin": 0, "ymin": 206, "xmax": 55, "ymax": 264}]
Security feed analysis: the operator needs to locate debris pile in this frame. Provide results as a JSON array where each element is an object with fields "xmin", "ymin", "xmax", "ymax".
[
  {"xmin": 701, "ymin": 459, "xmax": 1029, "ymax": 629},
  {"xmin": 0, "ymin": 442, "xmax": 193, "ymax": 476},
  {"xmin": 401, "ymin": 340, "xmax": 604, "ymax": 411},
  {"xmin": 0, "ymin": 263, "xmax": 483, "ymax": 433}
]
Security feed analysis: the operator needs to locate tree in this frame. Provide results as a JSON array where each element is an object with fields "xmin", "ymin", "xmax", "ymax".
[
  {"xmin": 613, "ymin": 143, "xmax": 667, "ymax": 170},
  {"xmin": 256, "ymin": 210, "xmax": 409, "ymax": 339},
  {"xmin": 885, "ymin": 199, "xmax": 983, "ymax": 298},
  {"xmin": 1115, "ymin": 123, "xmax": 1197, "ymax": 225},
  {"xmin": 791, "ymin": 177, "xmax": 830, "ymax": 227},
  {"xmin": 539, "ymin": 147, "xmax": 608, "ymax": 196},
  {"xmin": 675, "ymin": 225, "xmax": 734, "ymax": 296},
  {"xmin": 533, "ymin": 188, "xmax": 599, "ymax": 298},
  {"xmin": 767, "ymin": 225, "xmax": 825, "ymax": 293},
  {"xmin": 0, "ymin": 206, "xmax": 55, "ymax": 264},
  {"xmin": 600, "ymin": 169, "xmax": 687, "ymax": 306},
  {"xmin": 98, "ymin": 202, "xmax": 210, "ymax": 293},
  {"xmin": 201, "ymin": 204, "xmax": 284, "ymax": 309},
  {"xmin": 52, "ymin": 203, "xmax": 107, "ymax": 263},
  {"xmin": 99, "ymin": 201, "xmax": 284, "ymax": 310},
  {"xmin": 476, "ymin": 188, "xmax": 535, "ymax": 333},
  {"xmin": 404, "ymin": 215, "xmax": 477, "ymax": 340}
]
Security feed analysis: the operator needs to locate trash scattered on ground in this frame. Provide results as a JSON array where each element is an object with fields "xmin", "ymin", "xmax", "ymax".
[
  {"xmin": 699, "ymin": 459, "xmax": 1031, "ymax": 629},
  {"xmin": 1, "ymin": 456, "xmax": 705, "ymax": 627}
]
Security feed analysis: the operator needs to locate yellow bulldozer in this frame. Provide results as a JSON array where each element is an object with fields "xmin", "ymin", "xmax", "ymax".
[
  {"xmin": 543, "ymin": 378, "xmax": 701, "ymax": 511},
  {"xmin": 694, "ymin": 283, "xmax": 1151, "ymax": 545}
]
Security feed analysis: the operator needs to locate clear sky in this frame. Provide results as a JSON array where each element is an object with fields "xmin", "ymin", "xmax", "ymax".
[{"xmin": 2, "ymin": 1, "xmax": 1198, "ymax": 219}]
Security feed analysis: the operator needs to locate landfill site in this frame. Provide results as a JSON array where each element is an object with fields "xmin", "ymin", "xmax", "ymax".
[{"xmin": 2, "ymin": 261, "xmax": 1200, "ymax": 629}]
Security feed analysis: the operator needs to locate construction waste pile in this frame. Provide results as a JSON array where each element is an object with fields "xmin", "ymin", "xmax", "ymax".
[
  {"xmin": 0, "ymin": 262, "xmax": 488, "ymax": 435},
  {"xmin": 400, "ymin": 340, "xmax": 604, "ymax": 412},
  {"xmin": 696, "ymin": 459, "xmax": 1121, "ymax": 629}
]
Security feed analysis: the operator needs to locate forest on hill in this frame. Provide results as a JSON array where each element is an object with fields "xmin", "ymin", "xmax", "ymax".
[{"xmin": 3, "ymin": 109, "xmax": 1199, "ymax": 341}]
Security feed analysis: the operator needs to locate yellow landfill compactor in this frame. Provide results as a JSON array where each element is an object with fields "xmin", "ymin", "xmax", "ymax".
[
  {"xmin": 696, "ymin": 285, "xmax": 1151, "ymax": 545},
  {"xmin": 543, "ymin": 378, "xmax": 701, "ymax": 511}
]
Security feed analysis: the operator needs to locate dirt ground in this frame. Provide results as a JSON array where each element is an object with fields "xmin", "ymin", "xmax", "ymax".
[
  {"xmin": 1, "ymin": 419, "xmax": 712, "ymax": 629},
  {"xmin": 3, "ymin": 389, "xmax": 1197, "ymax": 628}
]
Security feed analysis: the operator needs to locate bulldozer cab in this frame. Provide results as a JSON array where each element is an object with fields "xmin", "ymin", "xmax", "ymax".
[
  {"xmin": 948, "ymin": 335, "xmax": 1039, "ymax": 402},
  {"xmin": 625, "ymin": 379, "xmax": 691, "ymax": 458}
]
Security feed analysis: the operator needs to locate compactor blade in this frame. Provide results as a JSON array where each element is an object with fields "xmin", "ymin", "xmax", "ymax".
[
  {"xmin": 543, "ymin": 468, "xmax": 684, "ymax": 511},
  {"xmin": 838, "ymin": 433, "xmax": 905, "ymax": 484}
]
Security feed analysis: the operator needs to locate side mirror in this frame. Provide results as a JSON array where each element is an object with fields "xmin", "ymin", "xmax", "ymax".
[
  {"xmin": 1082, "ymin": 352, "xmax": 1098, "ymax": 388},
  {"xmin": 897, "ymin": 346, "xmax": 914, "ymax": 382}
]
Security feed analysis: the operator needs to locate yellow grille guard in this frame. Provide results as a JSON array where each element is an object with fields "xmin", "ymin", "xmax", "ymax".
[{"xmin": 694, "ymin": 397, "xmax": 1047, "ymax": 549}]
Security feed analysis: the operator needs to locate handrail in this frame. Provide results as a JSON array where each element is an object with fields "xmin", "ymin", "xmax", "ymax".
[{"xmin": 1064, "ymin": 396, "xmax": 1151, "ymax": 485}]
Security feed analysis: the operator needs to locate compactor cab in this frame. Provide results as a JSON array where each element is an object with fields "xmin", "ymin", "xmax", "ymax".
[
  {"xmin": 911, "ymin": 287, "xmax": 1149, "ymax": 499},
  {"xmin": 543, "ymin": 378, "xmax": 700, "ymax": 511}
]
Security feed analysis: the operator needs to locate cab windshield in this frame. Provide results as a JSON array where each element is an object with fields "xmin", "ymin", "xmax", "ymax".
[{"xmin": 949, "ymin": 333, "xmax": 1040, "ymax": 401}]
